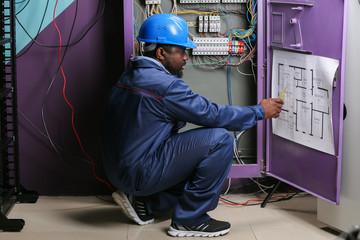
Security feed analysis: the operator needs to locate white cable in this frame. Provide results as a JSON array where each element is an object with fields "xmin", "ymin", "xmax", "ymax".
[
  {"xmin": 250, "ymin": 178, "xmax": 272, "ymax": 194},
  {"xmin": 236, "ymin": 67, "xmax": 254, "ymax": 76},
  {"xmin": 250, "ymin": 58, "xmax": 257, "ymax": 84},
  {"xmin": 222, "ymin": 178, "xmax": 232, "ymax": 196}
]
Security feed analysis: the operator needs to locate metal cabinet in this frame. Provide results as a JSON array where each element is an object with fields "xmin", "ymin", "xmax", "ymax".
[{"xmin": 0, "ymin": 0, "xmax": 37, "ymax": 232}]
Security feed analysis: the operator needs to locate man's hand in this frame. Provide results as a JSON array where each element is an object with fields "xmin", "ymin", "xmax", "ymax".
[{"xmin": 259, "ymin": 98, "xmax": 284, "ymax": 119}]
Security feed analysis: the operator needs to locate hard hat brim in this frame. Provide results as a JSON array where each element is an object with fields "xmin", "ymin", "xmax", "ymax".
[{"xmin": 137, "ymin": 37, "xmax": 197, "ymax": 49}]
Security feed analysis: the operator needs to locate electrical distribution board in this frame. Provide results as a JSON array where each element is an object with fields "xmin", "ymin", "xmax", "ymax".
[
  {"xmin": 133, "ymin": 0, "xmax": 259, "ymax": 167},
  {"xmin": 128, "ymin": 0, "xmax": 347, "ymax": 204}
]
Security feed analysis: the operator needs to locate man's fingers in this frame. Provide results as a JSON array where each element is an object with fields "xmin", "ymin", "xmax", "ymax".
[{"xmin": 273, "ymin": 98, "xmax": 283, "ymax": 103}]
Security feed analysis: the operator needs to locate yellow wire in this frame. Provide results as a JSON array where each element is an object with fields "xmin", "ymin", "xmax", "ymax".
[
  {"xmin": 156, "ymin": 4, "xmax": 160, "ymax": 14},
  {"xmin": 133, "ymin": 1, "xmax": 146, "ymax": 19},
  {"xmin": 173, "ymin": 10, "xmax": 218, "ymax": 15}
]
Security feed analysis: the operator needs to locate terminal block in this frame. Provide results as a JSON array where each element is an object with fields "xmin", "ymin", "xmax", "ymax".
[
  {"xmin": 229, "ymin": 40, "xmax": 245, "ymax": 54},
  {"xmin": 192, "ymin": 37, "xmax": 229, "ymax": 55},
  {"xmin": 145, "ymin": 0, "xmax": 161, "ymax": 4}
]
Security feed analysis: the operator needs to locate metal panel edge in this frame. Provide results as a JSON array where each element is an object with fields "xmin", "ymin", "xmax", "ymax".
[
  {"xmin": 124, "ymin": 1, "xmax": 134, "ymax": 69},
  {"xmin": 267, "ymin": 173, "xmax": 337, "ymax": 204}
]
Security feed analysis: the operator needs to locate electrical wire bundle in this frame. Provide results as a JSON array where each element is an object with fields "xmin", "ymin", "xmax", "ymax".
[
  {"xmin": 226, "ymin": 0, "xmax": 257, "ymax": 42},
  {"xmin": 132, "ymin": 0, "xmax": 257, "ymax": 71},
  {"xmin": 145, "ymin": 3, "xmax": 163, "ymax": 17}
]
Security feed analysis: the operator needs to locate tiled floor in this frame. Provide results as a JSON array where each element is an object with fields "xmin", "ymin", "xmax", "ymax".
[{"xmin": 1, "ymin": 193, "xmax": 340, "ymax": 240}]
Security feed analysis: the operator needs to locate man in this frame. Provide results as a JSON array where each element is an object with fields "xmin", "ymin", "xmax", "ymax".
[{"xmin": 101, "ymin": 13, "xmax": 283, "ymax": 237}]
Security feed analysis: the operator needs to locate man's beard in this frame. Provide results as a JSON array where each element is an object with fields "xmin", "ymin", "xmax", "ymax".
[{"xmin": 164, "ymin": 63, "xmax": 184, "ymax": 78}]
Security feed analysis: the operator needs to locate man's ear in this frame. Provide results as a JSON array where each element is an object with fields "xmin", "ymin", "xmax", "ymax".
[{"xmin": 156, "ymin": 47, "xmax": 166, "ymax": 61}]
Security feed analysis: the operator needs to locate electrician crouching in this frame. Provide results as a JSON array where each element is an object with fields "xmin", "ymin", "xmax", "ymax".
[{"xmin": 101, "ymin": 13, "xmax": 283, "ymax": 237}]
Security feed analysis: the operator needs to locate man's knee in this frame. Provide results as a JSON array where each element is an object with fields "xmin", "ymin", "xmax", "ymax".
[
  {"xmin": 211, "ymin": 128, "xmax": 233, "ymax": 149},
  {"xmin": 210, "ymin": 128, "xmax": 233, "ymax": 165}
]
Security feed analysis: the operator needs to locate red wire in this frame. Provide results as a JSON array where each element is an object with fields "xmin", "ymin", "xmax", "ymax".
[
  {"xmin": 53, "ymin": 0, "xmax": 114, "ymax": 192},
  {"xmin": 220, "ymin": 188, "xmax": 294, "ymax": 206}
]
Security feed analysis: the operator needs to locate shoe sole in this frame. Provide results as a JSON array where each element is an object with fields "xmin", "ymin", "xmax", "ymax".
[
  {"xmin": 112, "ymin": 191, "xmax": 154, "ymax": 225},
  {"xmin": 168, "ymin": 226, "xmax": 230, "ymax": 237}
]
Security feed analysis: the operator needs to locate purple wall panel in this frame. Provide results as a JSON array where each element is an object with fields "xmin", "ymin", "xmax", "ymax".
[{"xmin": 17, "ymin": 1, "xmax": 124, "ymax": 195}]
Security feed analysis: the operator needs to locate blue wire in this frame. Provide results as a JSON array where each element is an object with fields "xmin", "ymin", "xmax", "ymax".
[
  {"xmin": 133, "ymin": 2, "xmax": 140, "ymax": 36},
  {"xmin": 15, "ymin": 0, "xmax": 27, "ymax": 4},
  {"xmin": 228, "ymin": 55, "xmax": 239, "ymax": 147},
  {"xmin": 246, "ymin": 7, "xmax": 251, "ymax": 23}
]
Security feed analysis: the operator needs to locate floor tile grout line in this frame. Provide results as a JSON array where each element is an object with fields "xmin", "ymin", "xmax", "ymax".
[{"xmin": 243, "ymin": 205, "xmax": 259, "ymax": 240}]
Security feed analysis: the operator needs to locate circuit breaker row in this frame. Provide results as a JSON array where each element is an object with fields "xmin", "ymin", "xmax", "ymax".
[
  {"xmin": 192, "ymin": 38, "xmax": 245, "ymax": 55},
  {"xmin": 146, "ymin": 0, "xmax": 246, "ymax": 5},
  {"xmin": 180, "ymin": 0, "xmax": 246, "ymax": 3},
  {"xmin": 199, "ymin": 16, "xmax": 221, "ymax": 33}
]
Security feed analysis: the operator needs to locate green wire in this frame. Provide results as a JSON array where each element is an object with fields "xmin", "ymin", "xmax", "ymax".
[{"xmin": 187, "ymin": 55, "xmax": 230, "ymax": 66}]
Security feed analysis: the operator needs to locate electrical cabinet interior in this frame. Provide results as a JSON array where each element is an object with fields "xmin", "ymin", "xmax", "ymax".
[
  {"xmin": 125, "ymin": 0, "xmax": 347, "ymax": 204},
  {"xmin": 0, "ymin": 0, "xmax": 38, "ymax": 232}
]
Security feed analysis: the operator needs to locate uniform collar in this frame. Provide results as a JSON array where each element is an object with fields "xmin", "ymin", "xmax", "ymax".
[{"xmin": 131, "ymin": 56, "xmax": 170, "ymax": 74}]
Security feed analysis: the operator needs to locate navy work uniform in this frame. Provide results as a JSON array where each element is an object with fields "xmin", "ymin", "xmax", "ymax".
[{"xmin": 101, "ymin": 56, "xmax": 265, "ymax": 226}]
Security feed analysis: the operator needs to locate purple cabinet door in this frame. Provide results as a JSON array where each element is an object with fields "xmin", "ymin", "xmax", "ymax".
[{"xmin": 265, "ymin": 0, "xmax": 347, "ymax": 204}]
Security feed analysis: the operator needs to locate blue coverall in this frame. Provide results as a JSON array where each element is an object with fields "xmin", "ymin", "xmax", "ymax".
[{"xmin": 101, "ymin": 56, "xmax": 265, "ymax": 226}]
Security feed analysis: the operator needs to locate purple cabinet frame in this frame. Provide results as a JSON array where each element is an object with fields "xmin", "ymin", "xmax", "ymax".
[{"xmin": 123, "ymin": 0, "xmax": 347, "ymax": 204}]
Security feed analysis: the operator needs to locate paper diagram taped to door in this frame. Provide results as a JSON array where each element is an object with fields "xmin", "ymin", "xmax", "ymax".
[{"xmin": 271, "ymin": 50, "xmax": 339, "ymax": 155}]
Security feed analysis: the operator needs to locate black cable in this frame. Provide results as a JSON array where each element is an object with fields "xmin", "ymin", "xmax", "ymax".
[
  {"xmin": 16, "ymin": 0, "xmax": 49, "ymax": 59},
  {"xmin": 220, "ymin": 190, "xmax": 305, "ymax": 207},
  {"xmin": 15, "ymin": 0, "xmax": 105, "ymax": 49},
  {"xmin": 40, "ymin": 0, "xmax": 81, "ymax": 170}
]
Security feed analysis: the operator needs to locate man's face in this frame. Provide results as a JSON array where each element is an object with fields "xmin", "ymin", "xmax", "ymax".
[{"xmin": 160, "ymin": 45, "xmax": 189, "ymax": 78}]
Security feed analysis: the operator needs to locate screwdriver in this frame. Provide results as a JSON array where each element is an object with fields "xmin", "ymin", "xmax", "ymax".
[{"xmin": 280, "ymin": 86, "xmax": 287, "ymax": 100}]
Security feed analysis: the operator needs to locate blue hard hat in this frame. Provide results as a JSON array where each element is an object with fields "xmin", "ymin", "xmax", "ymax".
[{"xmin": 137, "ymin": 14, "xmax": 197, "ymax": 49}]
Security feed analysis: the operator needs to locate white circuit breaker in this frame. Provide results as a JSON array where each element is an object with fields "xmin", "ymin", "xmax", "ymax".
[{"xmin": 192, "ymin": 37, "xmax": 229, "ymax": 55}]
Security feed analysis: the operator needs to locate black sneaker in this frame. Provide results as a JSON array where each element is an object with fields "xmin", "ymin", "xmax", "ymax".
[
  {"xmin": 168, "ymin": 218, "xmax": 231, "ymax": 237},
  {"xmin": 112, "ymin": 191, "xmax": 154, "ymax": 225}
]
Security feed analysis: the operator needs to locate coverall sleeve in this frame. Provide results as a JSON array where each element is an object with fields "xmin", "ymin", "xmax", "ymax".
[{"xmin": 163, "ymin": 79, "xmax": 265, "ymax": 131}]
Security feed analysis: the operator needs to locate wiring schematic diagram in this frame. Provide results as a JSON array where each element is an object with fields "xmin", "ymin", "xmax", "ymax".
[{"xmin": 271, "ymin": 50, "xmax": 339, "ymax": 155}]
